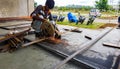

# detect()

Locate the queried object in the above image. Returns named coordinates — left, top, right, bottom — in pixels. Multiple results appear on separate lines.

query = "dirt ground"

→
left=99, top=23, right=117, bottom=29
left=99, top=16, right=118, bottom=19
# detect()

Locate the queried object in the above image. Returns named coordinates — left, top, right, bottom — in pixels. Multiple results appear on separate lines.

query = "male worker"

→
left=30, top=0, right=57, bottom=38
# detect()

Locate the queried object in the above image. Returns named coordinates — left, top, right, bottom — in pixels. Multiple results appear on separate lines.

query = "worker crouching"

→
left=30, top=0, right=61, bottom=39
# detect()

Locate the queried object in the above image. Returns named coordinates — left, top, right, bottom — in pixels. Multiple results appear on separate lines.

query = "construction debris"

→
left=85, top=35, right=92, bottom=40
left=0, top=21, right=62, bottom=52
left=54, top=28, right=113, bottom=69
left=64, top=28, right=82, bottom=33
left=0, top=28, right=30, bottom=52
left=103, top=42, right=120, bottom=49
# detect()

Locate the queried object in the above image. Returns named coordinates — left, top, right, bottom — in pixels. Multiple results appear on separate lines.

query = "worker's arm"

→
left=48, top=12, right=53, bottom=21
left=31, top=13, right=47, bottom=22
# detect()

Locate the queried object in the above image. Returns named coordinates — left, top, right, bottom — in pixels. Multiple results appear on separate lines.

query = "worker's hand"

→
left=43, top=19, right=51, bottom=24
left=40, top=21, right=48, bottom=30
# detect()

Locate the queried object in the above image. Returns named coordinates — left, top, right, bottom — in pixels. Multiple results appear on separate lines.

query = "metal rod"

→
left=53, top=27, right=113, bottom=69
left=22, top=38, right=48, bottom=47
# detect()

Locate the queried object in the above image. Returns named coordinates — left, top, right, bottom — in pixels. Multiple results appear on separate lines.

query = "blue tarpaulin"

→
left=67, top=12, right=78, bottom=23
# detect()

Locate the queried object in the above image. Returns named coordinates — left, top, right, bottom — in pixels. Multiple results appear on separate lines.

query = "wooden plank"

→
left=0, top=17, right=32, bottom=22
left=0, top=23, right=31, bottom=27
left=0, top=23, right=31, bottom=30
left=53, top=28, right=113, bottom=69
left=103, top=42, right=120, bottom=49
left=0, top=28, right=30, bottom=43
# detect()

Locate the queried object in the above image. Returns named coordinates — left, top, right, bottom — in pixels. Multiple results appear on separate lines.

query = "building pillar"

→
left=0, top=0, right=34, bottom=18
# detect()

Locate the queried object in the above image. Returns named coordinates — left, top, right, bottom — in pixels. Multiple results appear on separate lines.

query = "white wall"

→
left=0, top=0, right=34, bottom=17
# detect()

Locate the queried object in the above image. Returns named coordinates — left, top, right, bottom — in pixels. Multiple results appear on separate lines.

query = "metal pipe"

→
left=22, top=38, right=48, bottom=47
left=53, top=27, right=113, bottom=69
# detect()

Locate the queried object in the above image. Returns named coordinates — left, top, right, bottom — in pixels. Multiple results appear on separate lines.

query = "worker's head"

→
left=45, top=0, right=55, bottom=9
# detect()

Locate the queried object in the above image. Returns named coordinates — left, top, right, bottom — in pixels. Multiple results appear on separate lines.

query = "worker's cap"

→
left=45, top=0, right=55, bottom=9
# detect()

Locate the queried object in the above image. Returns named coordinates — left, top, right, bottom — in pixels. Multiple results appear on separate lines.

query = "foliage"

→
left=95, top=0, right=109, bottom=11
left=118, top=1, right=120, bottom=13
left=57, top=21, right=104, bottom=29
left=54, top=5, right=93, bottom=12
left=34, top=2, right=38, bottom=8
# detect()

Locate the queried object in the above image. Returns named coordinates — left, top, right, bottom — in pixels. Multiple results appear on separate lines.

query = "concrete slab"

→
left=0, top=25, right=81, bottom=69
left=0, top=29, right=9, bottom=36
left=0, top=28, right=31, bottom=36
left=0, top=23, right=120, bottom=69
left=0, top=21, right=31, bottom=27
left=0, top=23, right=31, bottom=30
left=24, top=25, right=120, bottom=69
left=0, top=45, right=81, bottom=69
left=25, top=25, right=111, bottom=68
left=81, top=28, right=120, bottom=68
left=0, top=21, right=31, bottom=36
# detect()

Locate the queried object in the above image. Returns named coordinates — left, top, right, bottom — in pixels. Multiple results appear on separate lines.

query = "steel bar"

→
left=22, top=38, right=48, bottom=47
left=54, top=27, right=113, bottom=69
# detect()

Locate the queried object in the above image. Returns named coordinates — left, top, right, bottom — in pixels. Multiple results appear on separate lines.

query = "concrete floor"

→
left=0, top=21, right=120, bottom=69
left=0, top=45, right=82, bottom=69
left=0, top=21, right=81, bottom=69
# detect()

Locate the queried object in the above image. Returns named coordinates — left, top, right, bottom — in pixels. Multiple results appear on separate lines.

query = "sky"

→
left=34, top=0, right=119, bottom=7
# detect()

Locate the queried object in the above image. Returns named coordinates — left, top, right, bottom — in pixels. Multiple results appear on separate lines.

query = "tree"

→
left=95, top=0, right=109, bottom=11
left=34, top=2, right=37, bottom=8
left=118, top=1, right=120, bottom=13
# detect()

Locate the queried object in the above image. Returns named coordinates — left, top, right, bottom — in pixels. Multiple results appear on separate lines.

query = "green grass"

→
left=57, top=21, right=105, bottom=29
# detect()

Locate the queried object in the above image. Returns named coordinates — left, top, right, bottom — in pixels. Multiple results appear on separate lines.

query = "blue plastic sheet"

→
left=67, top=12, right=78, bottom=23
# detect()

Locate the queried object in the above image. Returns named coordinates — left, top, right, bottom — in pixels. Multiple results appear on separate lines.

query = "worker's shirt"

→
left=31, top=5, right=52, bottom=21
left=30, top=5, right=52, bottom=32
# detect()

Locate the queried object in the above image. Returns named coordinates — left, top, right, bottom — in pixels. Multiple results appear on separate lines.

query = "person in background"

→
left=30, top=0, right=55, bottom=38
left=117, top=16, right=120, bottom=29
